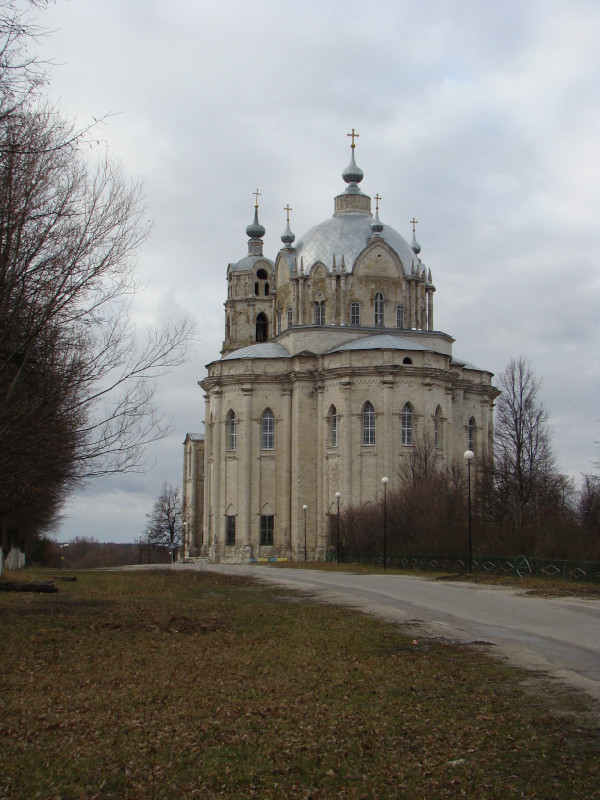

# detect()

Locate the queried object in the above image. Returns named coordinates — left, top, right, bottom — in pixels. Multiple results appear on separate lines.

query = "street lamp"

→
left=302, top=505, right=308, bottom=561
left=464, top=450, right=474, bottom=574
left=381, top=477, right=389, bottom=570
left=335, top=492, right=341, bottom=563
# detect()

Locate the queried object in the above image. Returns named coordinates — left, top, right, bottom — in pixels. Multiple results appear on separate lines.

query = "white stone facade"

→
left=182, top=147, right=499, bottom=563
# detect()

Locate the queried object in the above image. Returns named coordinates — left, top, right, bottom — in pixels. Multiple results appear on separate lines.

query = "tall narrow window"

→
left=362, top=401, right=375, bottom=446
left=260, top=515, right=274, bottom=546
left=329, top=405, right=338, bottom=448
left=374, top=292, right=384, bottom=326
left=226, top=410, right=237, bottom=451
left=315, top=301, right=325, bottom=325
left=467, top=417, right=476, bottom=452
left=226, top=516, right=236, bottom=546
left=402, top=403, right=413, bottom=446
left=396, top=305, right=404, bottom=329
left=276, top=310, right=281, bottom=335
left=261, top=408, right=274, bottom=450
left=287, top=306, right=293, bottom=328
left=350, top=302, right=360, bottom=326
left=256, top=312, right=268, bottom=342
left=265, top=282, right=270, bottom=296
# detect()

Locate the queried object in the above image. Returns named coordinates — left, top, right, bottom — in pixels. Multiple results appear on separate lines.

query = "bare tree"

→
left=493, top=357, right=558, bottom=533
left=146, top=483, right=183, bottom=563
left=0, top=9, right=194, bottom=551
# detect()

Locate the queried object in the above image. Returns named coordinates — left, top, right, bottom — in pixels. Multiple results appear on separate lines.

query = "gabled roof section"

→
left=325, top=334, right=434, bottom=355
left=221, top=342, right=290, bottom=361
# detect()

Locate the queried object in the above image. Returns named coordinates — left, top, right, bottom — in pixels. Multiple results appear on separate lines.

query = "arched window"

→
left=434, top=406, right=443, bottom=450
left=265, top=282, right=270, bottom=296
left=225, top=315, right=230, bottom=339
left=350, top=302, right=360, bottom=326
left=261, top=408, right=274, bottom=450
left=256, top=268, right=268, bottom=280
left=401, top=403, right=413, bottom=446
left=256, top=312, right=268, bottom=342
left=396, top=305, right=404, bottom=329
left=403, top=357, right=412, bottom=365
left=276, top=310, right=281, bottom=335
left=467, top=417, right=476, bottom=452
left=362, top=401, right=375, bottom=446
left=315, top=301, right=325, bottom=325
left=287, top=306, right=293, bottom=328
left=254, top=282, right=259, bottom=296
left=374, top=292, right=384, bottom=326
left=329, top=405, right=338, bottom=448
left=226, top=410, right=237, bottom=451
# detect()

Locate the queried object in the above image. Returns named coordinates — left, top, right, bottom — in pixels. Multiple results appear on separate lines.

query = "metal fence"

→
left=326, top=552, right=600, bottom=584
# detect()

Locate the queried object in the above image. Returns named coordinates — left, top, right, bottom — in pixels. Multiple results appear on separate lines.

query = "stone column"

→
left=240, top=386, right=253, bottom=561
left=208, top=389, right=222, bottom=562
left=382, top=377, right=394, bottom=480
left=202, top=393, right=211, bottom=557
left=316, top=383, right=325, bottom=557
left=280, top=386, right=293, bottom=557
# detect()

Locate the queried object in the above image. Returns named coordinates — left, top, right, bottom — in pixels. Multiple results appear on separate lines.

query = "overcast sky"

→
left=31, top=0, right=599, bottom=544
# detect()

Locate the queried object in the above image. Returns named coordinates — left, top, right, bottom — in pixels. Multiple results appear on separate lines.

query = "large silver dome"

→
left=293, top=212, right=417, bottom=277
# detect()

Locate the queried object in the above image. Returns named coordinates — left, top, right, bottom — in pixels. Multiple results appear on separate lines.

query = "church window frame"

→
left=287, top=306, right=293, bottom=328
left=315, top=300, right=325, bottom=326
left=396, top=304, right=404, bottom=329
left=261, top=408, right=275, bottom=450
left=374, top=292, right=385, bottom=326
left=402, top=402, right=413, bottom=446
left=362, top=401, right=376, bottom=446
left=350, top=302, right=360, bottom=326
left=467, top=416, right=476, bottom=452
left=329, top=405, right=338, bottom=448
left=226, top=410, right=238, bottom=451
left=226, top=515, right=236, bottom=546
left=276, top=310, right=281, bottom=335
left=255, top=312, right=268, bottom=342
left=265, top=282, right=270, bottom=296
left=260, top=514, right=274, bottom=546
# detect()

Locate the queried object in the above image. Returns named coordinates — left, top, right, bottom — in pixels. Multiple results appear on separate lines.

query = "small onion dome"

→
left=342, top=148, right=364, bottom=185
left=281, top=220, right=295, bottom=246
left=371, top=208, right=384, bottom=236
left=246, top=206, right=265, bottom=239
left=411, top=230, right=421, bottom=255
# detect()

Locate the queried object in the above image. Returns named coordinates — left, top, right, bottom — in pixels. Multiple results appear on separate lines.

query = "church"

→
left=182, top=135, right=498, bottom=563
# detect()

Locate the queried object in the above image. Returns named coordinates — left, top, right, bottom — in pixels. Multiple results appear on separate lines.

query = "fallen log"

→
left=0, top=581, right=57, bottom=593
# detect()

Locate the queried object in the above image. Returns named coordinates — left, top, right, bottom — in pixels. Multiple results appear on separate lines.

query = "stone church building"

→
left=182, top=139, right=498, bottom=562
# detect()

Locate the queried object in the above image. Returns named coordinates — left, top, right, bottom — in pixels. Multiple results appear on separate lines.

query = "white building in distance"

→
left=182, top=137, right=498, bottom=563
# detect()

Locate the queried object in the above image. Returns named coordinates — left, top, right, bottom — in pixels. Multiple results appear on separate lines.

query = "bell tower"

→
left=222, top=192, right=275, bottom=355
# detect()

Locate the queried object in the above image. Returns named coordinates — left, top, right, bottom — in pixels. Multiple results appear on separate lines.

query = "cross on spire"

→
left=347, top=128, right=359, bottom=149
left=375, top=193, right=382, bottom=212
left=253, top=188, right=261, bottom=208
left=284, top=204, right=292, bottom=223
left=410, top=217, right=418, bottom=233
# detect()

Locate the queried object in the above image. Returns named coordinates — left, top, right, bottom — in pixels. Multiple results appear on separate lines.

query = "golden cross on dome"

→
left=253, top=188, right=261, bottom=208
left=374, top=194, right=382, bottom=212
left=284, top=204, right=292, bottom=223
left=410, top=217, right=418, bottom=233
left=347, top=128, right=359, bottom=148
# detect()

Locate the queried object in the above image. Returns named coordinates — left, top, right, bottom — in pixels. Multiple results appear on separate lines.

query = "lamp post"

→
left=335, top=492, right=341, bottom=563
left=381, top=477, right=389, bottom=570
left=464, top=450, right=474, bottom=574
left=302, top=505, right=308, bottom=561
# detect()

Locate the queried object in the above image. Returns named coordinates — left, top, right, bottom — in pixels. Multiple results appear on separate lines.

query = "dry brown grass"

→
left=0, top=568, right=599, bottom=799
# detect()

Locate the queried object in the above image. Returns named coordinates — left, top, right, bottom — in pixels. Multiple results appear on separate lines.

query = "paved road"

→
left=195, top=564, right=600, bottom=702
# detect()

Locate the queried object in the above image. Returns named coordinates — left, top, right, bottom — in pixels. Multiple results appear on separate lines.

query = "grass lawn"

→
left=1, top=568, right=599, bottom=799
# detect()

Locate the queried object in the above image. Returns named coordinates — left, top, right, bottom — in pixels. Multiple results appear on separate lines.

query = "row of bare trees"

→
left=0, top=3, right=193, bottom=554
left=338, top=358, right=600, bottom=562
